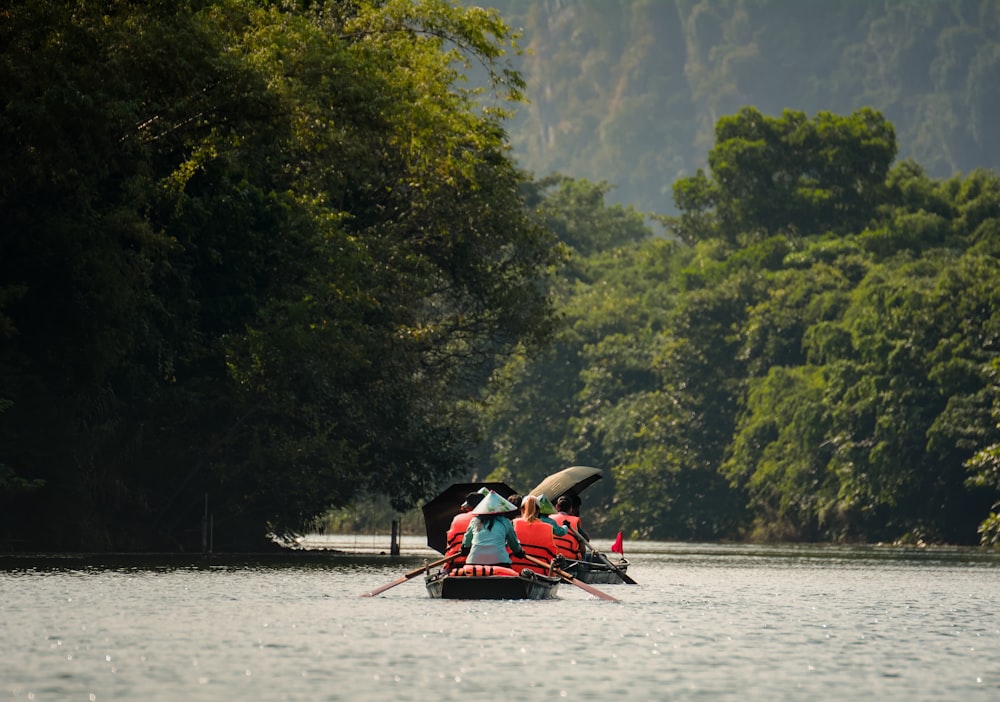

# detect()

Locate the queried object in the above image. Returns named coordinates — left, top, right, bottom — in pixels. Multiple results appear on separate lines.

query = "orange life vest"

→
left=445, top=511, right=475, bottom=558
left=510, top=518, right=558, bottom=574
left=451, top=564, right=519, bottom=577
left=551, top=513, right=583, bottom=560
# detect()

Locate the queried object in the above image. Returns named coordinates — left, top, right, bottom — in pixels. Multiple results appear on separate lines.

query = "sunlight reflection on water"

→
left=2, top=543, right=999, bottom=700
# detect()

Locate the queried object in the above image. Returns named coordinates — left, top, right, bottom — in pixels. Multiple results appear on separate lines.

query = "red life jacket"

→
left=451, top=564, right=519, bottom=577
left=551, top=513, right=583, bottom=560
left=445, top=511, right=475, bottom=557
left=510, top=518, right=558, bottom=574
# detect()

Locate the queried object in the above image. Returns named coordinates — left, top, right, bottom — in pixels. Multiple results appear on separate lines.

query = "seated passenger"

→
left=510, top=495, right=558, bottom=574
left=444, top=490, right=485, bottom=568
left=461, top=491, right=524, bottom=566
left=551, top=495, right=585, bottom=561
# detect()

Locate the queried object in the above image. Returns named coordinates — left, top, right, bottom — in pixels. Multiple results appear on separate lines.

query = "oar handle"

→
left=523, top=553, right=569, bottom=579
left=402, top=553, right=455, bottom=579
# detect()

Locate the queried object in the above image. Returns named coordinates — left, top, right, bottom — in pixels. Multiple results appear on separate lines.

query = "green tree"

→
left=668, top=107, right=897, bottom=245
left=0, top=0, right=557, bottom=550
left=723, top=365, right=836, bottom=539
left=966, top=360, right=1000, bottom=546
left=722, top=159, right=1000, bottom=543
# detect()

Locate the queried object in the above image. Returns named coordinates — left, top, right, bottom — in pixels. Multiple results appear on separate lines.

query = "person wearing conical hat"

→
left=535, top=494, right=569, bottom=537
left=444, top=491, right=486, bottom=562
left=461, top=490, right=525, bottom=566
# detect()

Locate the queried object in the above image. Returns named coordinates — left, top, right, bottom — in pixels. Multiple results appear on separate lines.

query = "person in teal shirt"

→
left=462, top=491, right=525, bottom=566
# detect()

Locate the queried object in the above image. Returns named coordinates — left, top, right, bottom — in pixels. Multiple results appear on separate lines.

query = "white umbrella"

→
left=530, top=466, right=602, bottom=503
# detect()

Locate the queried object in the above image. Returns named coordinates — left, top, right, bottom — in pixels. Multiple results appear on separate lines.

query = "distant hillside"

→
left=478, top=0, right=1000, bottom=213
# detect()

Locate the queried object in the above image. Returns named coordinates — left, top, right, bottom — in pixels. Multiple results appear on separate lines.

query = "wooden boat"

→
left=425, top=564, right=561, bottom=600
left=560, top=556, right=632, bottom=585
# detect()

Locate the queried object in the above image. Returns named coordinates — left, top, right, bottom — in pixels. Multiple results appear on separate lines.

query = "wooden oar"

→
left=568, top=526, right=638, bottom=585
left=523, top=554, right=619, bottom=602
left=360, top=554, right=458, bottom=597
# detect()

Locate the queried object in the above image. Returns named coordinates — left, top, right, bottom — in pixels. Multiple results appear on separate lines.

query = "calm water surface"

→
left=2, top=540, right=999, bottom=701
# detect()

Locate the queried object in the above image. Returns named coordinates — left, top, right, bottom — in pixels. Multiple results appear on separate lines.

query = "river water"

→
left=2, top=539, right=999, bottom=701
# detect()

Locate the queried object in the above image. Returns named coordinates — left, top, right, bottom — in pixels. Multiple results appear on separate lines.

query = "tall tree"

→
left=668, top=107, right=897, bottom=245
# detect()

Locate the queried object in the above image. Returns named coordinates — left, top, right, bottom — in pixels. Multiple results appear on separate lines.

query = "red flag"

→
left=610, top=531, right=624, bottom=554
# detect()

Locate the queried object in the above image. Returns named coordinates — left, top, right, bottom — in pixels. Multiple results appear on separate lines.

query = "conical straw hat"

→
left=471, top=490, right=517, bottom=515
left=460, top=491, right=485, bottom=510
left=535, top=494, right=557, bottom=515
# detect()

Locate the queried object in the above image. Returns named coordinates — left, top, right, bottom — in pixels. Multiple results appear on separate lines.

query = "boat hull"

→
left=425, top=568, right=561, bottom=600
left=562, top=557, right=632, bottom=584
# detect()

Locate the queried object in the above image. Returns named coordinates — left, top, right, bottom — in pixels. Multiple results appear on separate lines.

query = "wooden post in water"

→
left=390, top=519, right=400, bottom=556
left=202, top=493, right=209, bottom=555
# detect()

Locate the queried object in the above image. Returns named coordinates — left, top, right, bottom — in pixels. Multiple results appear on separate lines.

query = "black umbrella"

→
left=421, top=482, right=517, bottom=554
left=530, top=466, right=603, bottom=504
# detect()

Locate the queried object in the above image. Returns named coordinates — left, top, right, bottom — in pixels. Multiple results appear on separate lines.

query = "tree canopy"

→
left=1, top=0, right=560, bottom=550
left=670, top=107, right=897, bottom=245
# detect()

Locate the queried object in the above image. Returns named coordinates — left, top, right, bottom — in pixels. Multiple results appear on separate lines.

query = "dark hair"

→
left=555, top=495, right=573, bottom=512
left=503, top=494, right=522, bottom=518
left=477, top=514, right=500, bottom=530
left=461, top=492, right=484, bottom=510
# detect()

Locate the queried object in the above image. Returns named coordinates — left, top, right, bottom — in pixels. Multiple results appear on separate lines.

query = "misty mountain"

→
left=480, top=0, right=1000, bottom=213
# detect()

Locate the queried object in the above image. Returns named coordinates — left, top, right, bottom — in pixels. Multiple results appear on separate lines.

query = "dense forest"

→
left=1, top=0, right=559, bottom=550
left=482, top=0, right=1000, bottom=214
left=3, top=1, right=1000, bottom=551
left=479, top=110, right=1000, bottom=547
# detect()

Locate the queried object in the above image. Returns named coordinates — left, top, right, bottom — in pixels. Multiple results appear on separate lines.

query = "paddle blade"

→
left=569, top=577, right=619, bottom=602
left=360, top=576, right=408, bottom=598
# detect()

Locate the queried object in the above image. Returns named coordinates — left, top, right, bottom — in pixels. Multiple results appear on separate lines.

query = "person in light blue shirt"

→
left=461, top=491, right=525, bottom=566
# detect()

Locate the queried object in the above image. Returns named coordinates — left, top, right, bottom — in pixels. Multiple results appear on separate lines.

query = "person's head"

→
left=472, top=490, right=517, bottom=516
left=520, top=495, right=540, bottom=522
left=471, top=490, right=518, bottom=530
left=565, top=490, right=582, bottom=516
left=460, top=491, right=484, bottom=512
left=504, top=493, right=522, bottom=519
left=555, top=495, right=573, bottom=514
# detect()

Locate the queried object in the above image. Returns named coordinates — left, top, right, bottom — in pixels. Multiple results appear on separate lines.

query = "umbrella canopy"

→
left=530, top=466, right=603, bottom=505
left=422, top=482, right=516, bottom=554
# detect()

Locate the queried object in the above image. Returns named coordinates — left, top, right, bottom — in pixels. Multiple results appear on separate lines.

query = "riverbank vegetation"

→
left=479, top=110, right=1000, bottom=547
left=2, top=1, right=999, bottom=550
